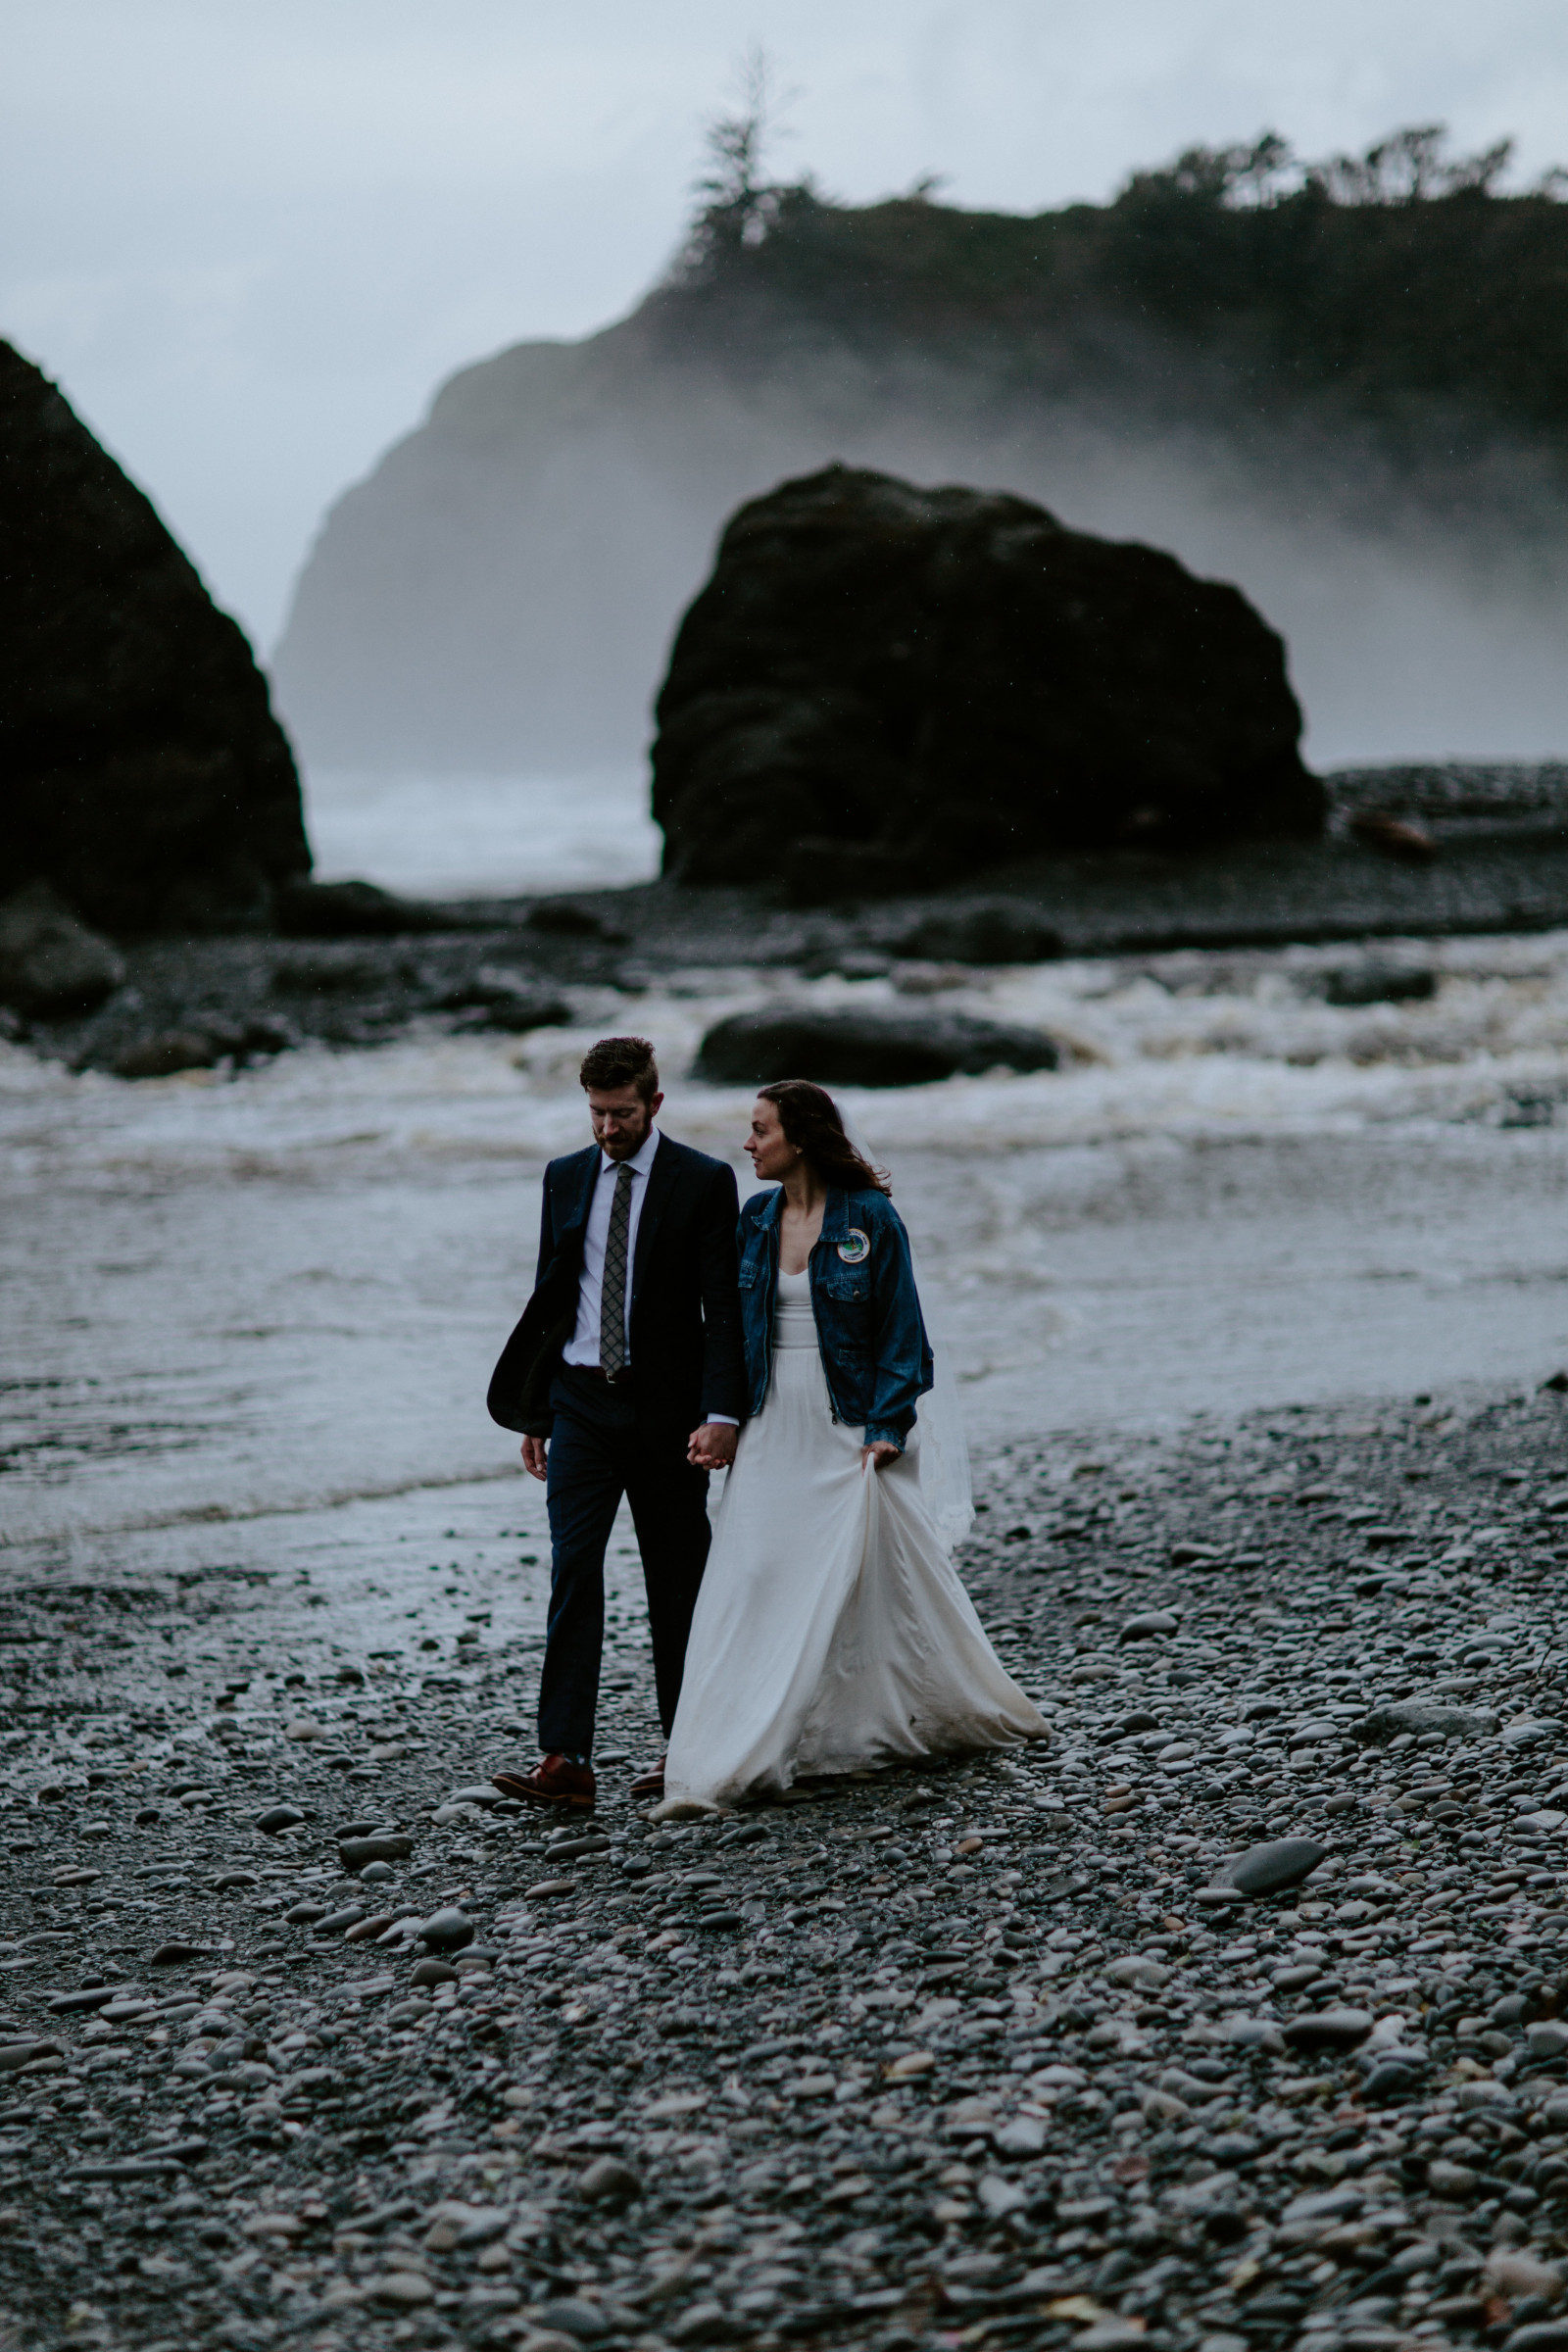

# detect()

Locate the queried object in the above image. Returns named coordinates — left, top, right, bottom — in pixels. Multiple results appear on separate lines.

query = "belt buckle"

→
left=604, top=1365, right=630, bottom=1388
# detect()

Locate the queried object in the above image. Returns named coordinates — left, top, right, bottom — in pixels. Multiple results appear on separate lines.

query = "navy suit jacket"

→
left=486, top=1132, right=744, bottom=1439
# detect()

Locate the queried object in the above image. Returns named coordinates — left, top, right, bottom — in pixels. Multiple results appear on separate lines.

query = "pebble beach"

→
left=4, top=1383, right=1568, bottom=2352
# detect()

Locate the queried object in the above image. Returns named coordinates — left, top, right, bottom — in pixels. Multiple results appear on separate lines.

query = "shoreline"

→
left=17, top=818, right=1568, bottom=1080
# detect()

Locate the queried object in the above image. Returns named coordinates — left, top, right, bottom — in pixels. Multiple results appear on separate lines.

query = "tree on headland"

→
left=686, top=42, right=791, bottom=264
left=664, top=114, right=1568, bottom=464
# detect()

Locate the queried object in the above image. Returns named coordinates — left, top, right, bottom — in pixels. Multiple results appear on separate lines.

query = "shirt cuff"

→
left=705, top=1414, right=740, bottom=1426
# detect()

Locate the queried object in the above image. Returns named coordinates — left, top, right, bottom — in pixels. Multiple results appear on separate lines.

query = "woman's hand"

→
left=861, top=1442, right=900, bottom=1472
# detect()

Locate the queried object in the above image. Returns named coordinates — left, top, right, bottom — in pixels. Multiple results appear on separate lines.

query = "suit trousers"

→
left=539, top=1367, right=713, bottom=1757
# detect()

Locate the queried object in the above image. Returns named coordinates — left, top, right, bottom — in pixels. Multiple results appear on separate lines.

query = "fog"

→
left=274, top=320, right=1568, bottom=788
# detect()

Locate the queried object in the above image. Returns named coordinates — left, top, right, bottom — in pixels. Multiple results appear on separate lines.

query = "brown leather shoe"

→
left=491, top=1753, right=596, bottom=1808
left=629, top=1754, right=666, bottom=1798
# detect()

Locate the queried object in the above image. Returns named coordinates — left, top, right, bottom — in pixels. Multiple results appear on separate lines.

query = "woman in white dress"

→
left=657, top=1081, right=1047, bottom=1815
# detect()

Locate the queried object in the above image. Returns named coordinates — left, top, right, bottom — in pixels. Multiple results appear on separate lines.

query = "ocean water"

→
left=302, top=765, right=660, bottom=897
left=6, top=929, right=1568, bottom=1577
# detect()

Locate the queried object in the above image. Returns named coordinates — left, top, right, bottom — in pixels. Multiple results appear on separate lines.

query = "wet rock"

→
left=1487, top=2250, right=1564, bottom=2303
left=338, top=1835, right=414, bottom=1872
left=1220, top=1838, right=1326, bottom=1896
left=1120, top=1609, right=1180, bottom=1641
left=416, top=1907, right=476, bottom=1953
left=1348, top=810, right=1438, bottom=863
left=0, top=2040, right=61, bottom=2073
left=695, top=1005, right=1060, bottom=1088
left=114, top=1028, right=224, bottom=1079
left=363, top=2273, right=435, bottom=2308
left=1319, top=960, right=1438, bottom=1006
left=310, top=1906, right=365, bottom=1936
left=894, top=903, right=1063, bottom=964
left=535, top=2296, right=612, bottom=2339
left=273, top=877, right=433, bottom=938
left=1351, top=1696, right=1499, bottom=1745
left=254, top=1805, right=307, bottom=1834
left=577, top=2156, right=642, bottom=2203
left=410, top=1958, right=460, bottom=1987
left=1283, top=2008, right=1373, bottom=2051
left=0, top=883, right=124, bottom=1017
left=149, top=1941, right=211, bottom=1966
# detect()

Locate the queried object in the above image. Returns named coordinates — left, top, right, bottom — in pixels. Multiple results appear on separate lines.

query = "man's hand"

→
left=520, top=1435, right=548, bottom=1482
left=861, top=1441, right=901, bottom=1472
left=688, top=1422, right=739, bottom=1470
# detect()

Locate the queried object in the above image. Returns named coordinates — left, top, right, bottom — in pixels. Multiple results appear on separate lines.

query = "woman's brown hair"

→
left=758, top=1081, right=892, bottom=1195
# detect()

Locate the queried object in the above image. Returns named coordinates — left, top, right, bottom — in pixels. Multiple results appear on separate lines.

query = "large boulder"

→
left=0, top=883, right=124, bottom=1017
left=0, top=341, right=311, bottom=932
left=653, top=466, right=1322, bottom=895
left=695, top=1006, right=1060, bottom=1089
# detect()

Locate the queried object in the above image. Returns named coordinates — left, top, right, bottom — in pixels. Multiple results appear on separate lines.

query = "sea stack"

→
left=0, top=340, right=311, bottom=934
left=652, top=464, right=1323, bottom=897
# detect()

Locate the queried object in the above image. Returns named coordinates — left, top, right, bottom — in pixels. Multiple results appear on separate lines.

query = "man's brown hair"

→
left=578, top=1035, right=660, bottom=1102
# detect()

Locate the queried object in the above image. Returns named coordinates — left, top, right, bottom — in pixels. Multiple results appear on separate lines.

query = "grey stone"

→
left=577, top=2155, right=642, bottom=2202
left=1282, top=2008, right=1373, bottom=2051
left=1219, top=1837, right=1326, bottom=1895
left=1120, top=1610, right=1180, bottom=1641
left=416, top=1906, right=476, bottom=1952
left=339, top=1835, right=414, bottom=1872
left=535, top=2298, right=612, bottom=2340
left=1281, top=2185, right=1365, bottom=2225
left=695, top=1005, right=1060, bottom=1089
left=1350, top=1697, right=1499, bottom=1746
left=254, top=1805, right=307, bottom=1834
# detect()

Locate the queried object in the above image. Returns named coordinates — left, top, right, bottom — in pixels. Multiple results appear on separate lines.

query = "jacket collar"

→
left=821, top=1188, right=853, bottom=1244
left=751, top=1186, right=853, bottom=1242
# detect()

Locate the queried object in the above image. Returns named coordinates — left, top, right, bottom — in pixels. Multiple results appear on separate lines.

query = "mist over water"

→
left=274, top=328, right=1568, bottom=787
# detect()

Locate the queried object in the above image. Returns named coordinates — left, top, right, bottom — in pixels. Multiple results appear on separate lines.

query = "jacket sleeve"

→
left=863, top=1203, right=935, bottom=1450
left=696, top=1159, right=746, bottom=1424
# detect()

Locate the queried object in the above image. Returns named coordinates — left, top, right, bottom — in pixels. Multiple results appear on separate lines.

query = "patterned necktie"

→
left=599, top=1161, right=634, bottom=1373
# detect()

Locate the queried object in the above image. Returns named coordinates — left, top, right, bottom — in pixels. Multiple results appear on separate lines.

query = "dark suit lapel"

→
left=555, top=1145, right=601, bottom=1263
left=630, top=1132, right=681, bottom=1303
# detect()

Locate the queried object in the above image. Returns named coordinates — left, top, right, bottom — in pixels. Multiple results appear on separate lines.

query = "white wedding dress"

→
left=657, top=1267, right=1047, bottom=1815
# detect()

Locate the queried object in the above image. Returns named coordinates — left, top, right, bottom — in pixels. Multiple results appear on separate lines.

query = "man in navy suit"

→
left=487, top=1036, right=743, bottom=1806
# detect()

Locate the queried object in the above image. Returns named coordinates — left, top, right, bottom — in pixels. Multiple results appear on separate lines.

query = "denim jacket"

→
left=737, top=1185, right=934, bottom=1449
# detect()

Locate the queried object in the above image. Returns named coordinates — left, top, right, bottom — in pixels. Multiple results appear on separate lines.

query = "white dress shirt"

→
left=563, top=1126, right=662, bottom=1367
left=559, top=1126, right=737, bottom=1422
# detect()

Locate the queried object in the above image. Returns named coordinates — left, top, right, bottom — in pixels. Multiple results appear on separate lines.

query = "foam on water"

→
left=7, top=927, right=1568, bottom=1174
left=6, top=929, right=1568, bottom=1550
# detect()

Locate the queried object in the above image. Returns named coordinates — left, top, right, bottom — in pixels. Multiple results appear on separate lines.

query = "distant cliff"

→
left=273, top=131, right=1568, bottom=778
left=0, top=341, right=310, bottom=932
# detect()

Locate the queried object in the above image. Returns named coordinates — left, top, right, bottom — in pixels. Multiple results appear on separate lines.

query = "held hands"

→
left=861, top=1442, right=900, bottom=1472
left=688, top=1422, right=739, bottom=1471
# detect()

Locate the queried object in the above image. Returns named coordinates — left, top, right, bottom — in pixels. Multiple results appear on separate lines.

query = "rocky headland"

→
left=271, top=131, right=1568, bottom=781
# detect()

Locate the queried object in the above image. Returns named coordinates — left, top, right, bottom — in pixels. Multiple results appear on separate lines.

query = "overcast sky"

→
left=7, top=0, right=1568, bottom=649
